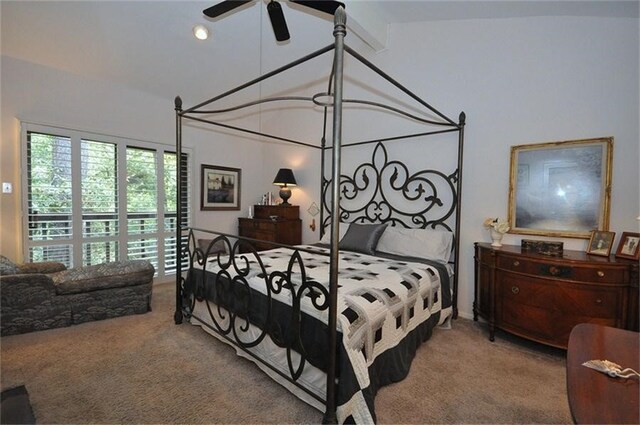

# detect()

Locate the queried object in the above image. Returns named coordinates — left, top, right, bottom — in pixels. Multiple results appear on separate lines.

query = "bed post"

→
left=174, top=96, right=184, bottom=325
left=319, top=136, right=326, bottom=240
left=453, top=111, right=466, bottom=319
left=323, top=6, right=346, bottom=425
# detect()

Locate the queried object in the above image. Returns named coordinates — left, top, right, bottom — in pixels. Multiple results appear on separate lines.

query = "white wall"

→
left=257, top=15, right=640, bottom=320
left=2, top=15, right=638, bottom=320
left=379, top=16, right=639, bottom=320
left=0, top=56, right=266, bottom=262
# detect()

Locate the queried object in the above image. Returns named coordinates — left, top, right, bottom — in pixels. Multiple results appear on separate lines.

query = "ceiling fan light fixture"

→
left=202, top=0, right=344, bottom=42
left=193, top=24, right=209, bottom=40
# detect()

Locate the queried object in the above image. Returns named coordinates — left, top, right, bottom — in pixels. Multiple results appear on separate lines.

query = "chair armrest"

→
left=17, top=261, right=67, bottom=274
left=0, top=273, right=57, bottom=307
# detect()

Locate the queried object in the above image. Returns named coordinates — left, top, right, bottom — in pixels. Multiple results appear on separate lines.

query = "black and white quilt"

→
left=193, top=245, right=452, bottom=423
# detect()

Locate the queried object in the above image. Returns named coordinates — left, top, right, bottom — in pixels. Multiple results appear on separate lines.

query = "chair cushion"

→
left=52, top=260, right=155, bottom=295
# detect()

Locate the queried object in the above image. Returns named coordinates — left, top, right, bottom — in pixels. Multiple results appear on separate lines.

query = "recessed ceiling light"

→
left=193, top=24, right=209, bottom=40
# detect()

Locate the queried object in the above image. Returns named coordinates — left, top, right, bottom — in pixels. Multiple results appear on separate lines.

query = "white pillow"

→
left=376, top=227, right=453, bottom=263
left=319, top=223, right=350, bottom=245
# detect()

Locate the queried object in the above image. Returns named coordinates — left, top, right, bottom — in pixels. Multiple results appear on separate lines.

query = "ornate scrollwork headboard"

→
left=321, top=142, right=458, bottom=235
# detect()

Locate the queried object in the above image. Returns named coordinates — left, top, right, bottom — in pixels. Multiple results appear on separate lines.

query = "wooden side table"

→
left=566, top=323, right=639, bottom=424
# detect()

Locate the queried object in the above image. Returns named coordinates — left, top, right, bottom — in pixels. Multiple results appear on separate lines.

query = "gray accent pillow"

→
left=340, top=223, right=387, bottom=255
left=0, top=255, right=18, bottom=276
left=197, top=239, right=227, bottom=255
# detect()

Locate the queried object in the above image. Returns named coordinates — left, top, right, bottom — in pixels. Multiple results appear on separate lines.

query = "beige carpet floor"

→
left=1, top=281, right=572, bottom=424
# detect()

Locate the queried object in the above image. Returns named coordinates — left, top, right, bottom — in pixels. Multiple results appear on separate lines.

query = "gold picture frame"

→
left=508, top=137, right=613, bottom=239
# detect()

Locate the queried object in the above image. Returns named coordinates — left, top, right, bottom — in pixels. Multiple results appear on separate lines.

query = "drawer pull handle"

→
left=597, top=271, right=605, bottom=277
left=595, top=299, right=603, bottom=304
left=513, top=260, right=520, bottom=267
left=511, top=286, right=520, bottom=295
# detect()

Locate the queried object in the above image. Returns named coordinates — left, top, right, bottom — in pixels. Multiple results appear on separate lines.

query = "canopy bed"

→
left=174, top=8, right=465, bottom=423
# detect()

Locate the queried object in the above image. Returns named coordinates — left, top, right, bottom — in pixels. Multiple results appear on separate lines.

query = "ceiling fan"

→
left=203, top=0, right=345, bottom=42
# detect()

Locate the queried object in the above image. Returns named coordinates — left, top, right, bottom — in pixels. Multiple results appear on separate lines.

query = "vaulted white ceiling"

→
left=2, top=1, right=637, bottom=104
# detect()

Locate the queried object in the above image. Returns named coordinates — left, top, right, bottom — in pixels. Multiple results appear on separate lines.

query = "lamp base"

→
left=279, top=187, right=292, bottom=206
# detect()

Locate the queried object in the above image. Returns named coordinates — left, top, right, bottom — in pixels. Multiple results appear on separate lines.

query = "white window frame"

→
left=21, top=122, right=192, bottom=280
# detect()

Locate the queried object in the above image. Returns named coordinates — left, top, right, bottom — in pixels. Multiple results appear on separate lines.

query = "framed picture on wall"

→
left=615, top=232, right=640, bottom=260
left=586, top=230, right=616, bottom=257
left=508, top=137, right=613, bottom=239
left=201, top=164, right=241, bottom=211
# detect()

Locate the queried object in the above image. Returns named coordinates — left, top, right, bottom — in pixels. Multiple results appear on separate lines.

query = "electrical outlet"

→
left=2, top=182, right=12, bottom=194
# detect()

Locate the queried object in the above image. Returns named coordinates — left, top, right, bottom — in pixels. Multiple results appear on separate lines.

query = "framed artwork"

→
left=508, top=137, right=613, bottom=239
left=615, top=232, right=640, bottom=260
left=586, top=230, right=616, bottom=257
left=200, top=164, right=241, bottom=211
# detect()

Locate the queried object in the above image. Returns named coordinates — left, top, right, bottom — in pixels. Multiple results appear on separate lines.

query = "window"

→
left=23, top=123, right=190, bottom=279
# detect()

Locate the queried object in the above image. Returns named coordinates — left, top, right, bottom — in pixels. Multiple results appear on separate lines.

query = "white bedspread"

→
left=189, top=245, right=452, bottom=423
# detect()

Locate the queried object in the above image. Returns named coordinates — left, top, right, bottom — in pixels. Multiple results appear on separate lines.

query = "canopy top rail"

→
left=177, top=38, right=463, bottom=151
left=181, top=43, right=336, bottom=115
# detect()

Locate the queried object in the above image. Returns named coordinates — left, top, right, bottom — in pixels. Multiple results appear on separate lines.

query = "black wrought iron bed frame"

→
left=174, top=8, right=465, bottom=423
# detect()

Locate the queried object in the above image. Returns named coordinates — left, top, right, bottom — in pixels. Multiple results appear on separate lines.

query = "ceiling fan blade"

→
left=289, top=0, right=345, bottom=15
left=203, top=0, right=252, bottom=18
left=267, top=1, right=290, bottom=41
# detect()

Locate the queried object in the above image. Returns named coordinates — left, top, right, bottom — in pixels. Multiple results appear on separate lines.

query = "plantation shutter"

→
left=26, top=132, right=74, bottom=266
left=81, top=139, right=119, bottom=266
left=126, top=147, right=159, bottom=270
left=163, top=152, right=190, bottom=275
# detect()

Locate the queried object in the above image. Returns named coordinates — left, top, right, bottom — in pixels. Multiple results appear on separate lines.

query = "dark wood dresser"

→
left=474, top=242, right=639, bottom=349
left=238, top=205, right=301, bottom=252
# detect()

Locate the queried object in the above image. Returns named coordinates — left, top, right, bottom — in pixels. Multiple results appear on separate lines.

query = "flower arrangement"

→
left=483, top=217, right=510, bottom=234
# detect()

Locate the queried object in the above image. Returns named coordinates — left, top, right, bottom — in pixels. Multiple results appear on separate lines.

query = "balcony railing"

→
left=28, top=212, right=186, bottom=268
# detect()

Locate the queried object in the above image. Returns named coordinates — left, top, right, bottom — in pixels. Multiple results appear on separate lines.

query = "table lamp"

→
left=273, top=168, right=297, bottom=206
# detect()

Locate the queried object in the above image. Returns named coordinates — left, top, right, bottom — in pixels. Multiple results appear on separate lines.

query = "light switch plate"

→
left=2, top=182, right=12, bottom=193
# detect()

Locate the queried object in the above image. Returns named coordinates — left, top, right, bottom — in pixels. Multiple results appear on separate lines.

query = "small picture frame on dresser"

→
left=615, top=232, right=640, bottom=260
left=586, top=230, right=616, bottom=257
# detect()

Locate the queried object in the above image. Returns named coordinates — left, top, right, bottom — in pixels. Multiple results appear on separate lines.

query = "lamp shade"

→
left=273, top=168, right=297, bottom=187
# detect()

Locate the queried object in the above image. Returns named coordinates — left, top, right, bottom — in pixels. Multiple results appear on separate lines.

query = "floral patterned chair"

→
left=0, top=256, right=154, bottom=336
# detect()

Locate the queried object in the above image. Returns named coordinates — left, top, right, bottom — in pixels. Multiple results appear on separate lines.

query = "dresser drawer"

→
left=500, top=272, right=619, bottom=317
left=497, top=255, right=626, bottom=284
left=238, top=228, right=276, bottom=241
left=239, top=219, right=277, bottom=232
left=567, top=266, right=626, bottom=284
left=552, top=285, right=620, bottom=319
left=238, top=215, right=301, bottom=253
left=500, top=301, right=556, bottom=343
left=501, top=300, right=617, bottom=348
left=499, top=273, right=556, bottom=311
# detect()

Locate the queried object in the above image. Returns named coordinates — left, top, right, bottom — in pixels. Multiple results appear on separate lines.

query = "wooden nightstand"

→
left=474, top=242, right=639, bottom=349
left=238, top=205, right=301, bottom=252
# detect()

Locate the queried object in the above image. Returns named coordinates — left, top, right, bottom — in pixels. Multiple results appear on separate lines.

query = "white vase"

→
left=490, top=229, right=504, bottom=247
